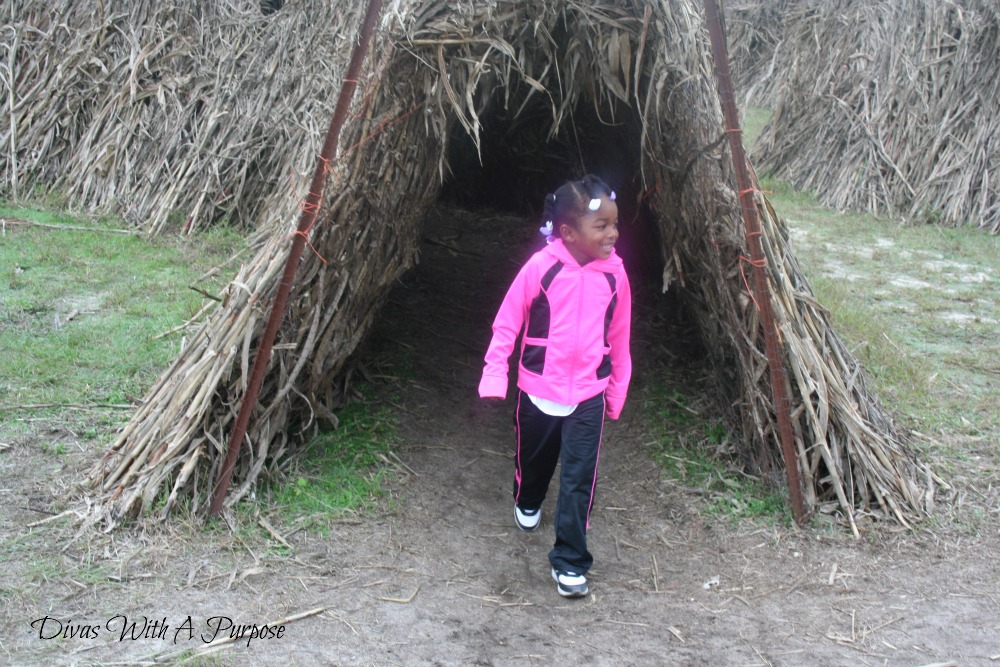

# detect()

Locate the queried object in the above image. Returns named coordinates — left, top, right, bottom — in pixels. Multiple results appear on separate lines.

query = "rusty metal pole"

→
left=208, top=0, right=384, bottom=516
left=702, top=0, right=808, bottom=525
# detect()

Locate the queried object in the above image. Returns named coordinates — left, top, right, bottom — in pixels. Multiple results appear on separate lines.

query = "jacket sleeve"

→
left=604, top=268, right=632, bottom=419
left=478, top=263, right=534, bottom=399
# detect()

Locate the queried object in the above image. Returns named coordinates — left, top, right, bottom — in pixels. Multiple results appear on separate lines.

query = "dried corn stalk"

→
left=753, top=0, right=1000, bottom=233
left=723, top=0, right=795, bottom=107
left=0, top=0, right=362, bottom=233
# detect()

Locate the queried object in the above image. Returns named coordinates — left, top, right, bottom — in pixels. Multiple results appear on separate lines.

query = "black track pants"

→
left=513, top=390, right=605, bottom=574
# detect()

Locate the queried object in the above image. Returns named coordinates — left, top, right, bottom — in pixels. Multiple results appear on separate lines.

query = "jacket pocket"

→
left=521, top=344, right=546, bottom=374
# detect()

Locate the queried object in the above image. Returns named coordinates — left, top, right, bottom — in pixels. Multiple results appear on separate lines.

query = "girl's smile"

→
left=561, top=197, right=619, bottom=264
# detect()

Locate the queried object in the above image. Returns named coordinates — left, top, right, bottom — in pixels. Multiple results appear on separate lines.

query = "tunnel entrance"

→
left=438, top=93, right=665, bottom=290
left=358, top=90, right=711, bottom=429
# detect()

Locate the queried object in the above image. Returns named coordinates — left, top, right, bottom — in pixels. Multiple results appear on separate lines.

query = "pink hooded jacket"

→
left=478, top=238, right=632, bottom=419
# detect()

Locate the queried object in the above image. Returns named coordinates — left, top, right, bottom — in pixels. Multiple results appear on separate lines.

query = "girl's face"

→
left=561, top=196, right=619, bottom=264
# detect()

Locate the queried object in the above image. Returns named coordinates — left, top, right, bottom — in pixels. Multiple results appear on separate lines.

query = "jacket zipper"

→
left=569, top=269, right=585, bottom=404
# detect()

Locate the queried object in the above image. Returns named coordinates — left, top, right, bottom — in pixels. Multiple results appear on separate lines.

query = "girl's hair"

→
left=539, top=174, right=615, bottom=243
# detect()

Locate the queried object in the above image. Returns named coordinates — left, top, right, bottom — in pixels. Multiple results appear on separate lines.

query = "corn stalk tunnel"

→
left=0, top=0, right=930, bottom=531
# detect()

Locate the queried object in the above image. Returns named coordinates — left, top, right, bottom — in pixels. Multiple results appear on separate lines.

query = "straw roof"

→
left=2, top=0, right=932, bottom=531
left=751, top=0, right=1000, bottom=232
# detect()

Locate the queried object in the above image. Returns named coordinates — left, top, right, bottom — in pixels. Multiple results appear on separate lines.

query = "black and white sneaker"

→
left=514, top=505, right=541, bottom=532
left=551, top=568, right=589, bottom=598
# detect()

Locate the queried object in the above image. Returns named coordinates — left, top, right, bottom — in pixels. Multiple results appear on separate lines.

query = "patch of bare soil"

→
left=2, top=205, right=999, bottom=666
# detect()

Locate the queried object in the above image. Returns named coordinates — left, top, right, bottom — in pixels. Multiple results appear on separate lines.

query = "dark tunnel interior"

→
left=432, top=90, right=708, bottom=369
left=438, top=94, right=666, bottom=291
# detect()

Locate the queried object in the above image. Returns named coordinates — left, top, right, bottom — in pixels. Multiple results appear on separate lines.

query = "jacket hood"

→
left=543, top=238, right=623, bottom=270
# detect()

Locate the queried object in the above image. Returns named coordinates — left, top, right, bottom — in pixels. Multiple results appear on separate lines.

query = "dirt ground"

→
left=2, top=205, right=999, bottom=666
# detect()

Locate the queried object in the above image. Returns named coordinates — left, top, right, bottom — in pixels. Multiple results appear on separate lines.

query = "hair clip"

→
left=539, top=220, right=555, bottom=244
left=588, top=198, right=601, bottom=211
left=610, top=190, right=616, bottom=201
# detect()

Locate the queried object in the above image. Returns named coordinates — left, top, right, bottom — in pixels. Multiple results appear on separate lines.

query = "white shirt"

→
left=528, top=394, right=578, bottom=416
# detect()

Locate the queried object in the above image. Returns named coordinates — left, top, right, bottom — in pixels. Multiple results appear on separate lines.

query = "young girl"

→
left=478, top=174, right=632, bottom=598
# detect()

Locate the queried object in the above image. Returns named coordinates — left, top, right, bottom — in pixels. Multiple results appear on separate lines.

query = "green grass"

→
left=2, top=199, right=409, bottom=530
left=266, top=399, right=399, bottom=531
left=642, top=383, right=789, bottom=525
left=755, top=177, right=999, bottom=439
left=741, top=106, right=771, bottom=151
left=0, top=202, right=243, bottom=422
left=743, top=106, right=999, bottom=446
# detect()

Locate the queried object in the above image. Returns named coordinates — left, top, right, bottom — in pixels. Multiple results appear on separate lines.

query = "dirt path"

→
left=3, top=206, right=999, bottom=666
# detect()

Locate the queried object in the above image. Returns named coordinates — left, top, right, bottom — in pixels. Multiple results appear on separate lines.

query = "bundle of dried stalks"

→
left=754, top=0, right=1000, bottom=233
left=723, top=0, right=795, bottom=107
left=60, top=0, right=928, bottom=531
left=0, top=1, right=367, bottom=233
